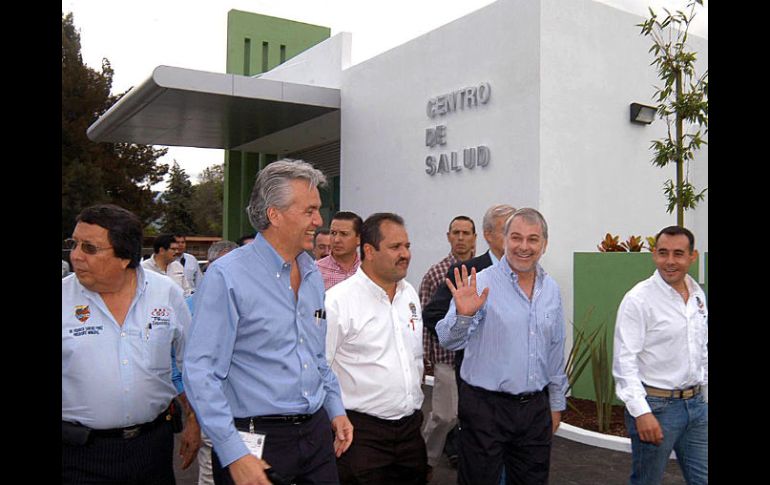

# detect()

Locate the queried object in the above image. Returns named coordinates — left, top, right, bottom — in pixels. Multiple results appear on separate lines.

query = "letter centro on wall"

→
left=424, top=82, right=491, bottom=176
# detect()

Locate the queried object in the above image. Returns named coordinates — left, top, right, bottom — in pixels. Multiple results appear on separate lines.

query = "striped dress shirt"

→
left=436, top=258, right=568, bottom=411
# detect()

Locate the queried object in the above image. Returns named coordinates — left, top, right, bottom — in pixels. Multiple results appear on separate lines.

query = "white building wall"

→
left=258, top=32, right=352, bottom=89
left=538, top=0, right=708, bottom=324
left=312, top=0, right=707, bottom=313
left=341, top=0, right=543, bottom=289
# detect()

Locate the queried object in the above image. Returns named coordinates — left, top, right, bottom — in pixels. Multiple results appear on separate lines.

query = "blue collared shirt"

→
left=436, top=258, right=568, bottom=411
left=62, top=266, right=189, bottom=429
left=183, top=233, right=346, bottom=467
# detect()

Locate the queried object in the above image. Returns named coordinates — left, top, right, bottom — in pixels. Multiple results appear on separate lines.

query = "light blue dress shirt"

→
left=436, top=258, right=568, bottom=411
left=62, top=266, right=189, bottom=429
left=183, top=233, right=346, bottom=467
left=169, top=295, right=196, bottom=395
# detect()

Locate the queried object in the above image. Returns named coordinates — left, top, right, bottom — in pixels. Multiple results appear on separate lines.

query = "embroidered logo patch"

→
left=75, top=305, right=90, bottom=324
left=409, top=302, right=419, bottom=330
left=150, top=307, right=172, bottom=326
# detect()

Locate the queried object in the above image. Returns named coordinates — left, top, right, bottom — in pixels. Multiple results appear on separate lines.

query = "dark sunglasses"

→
left=64, top=238, right=113, bottom=255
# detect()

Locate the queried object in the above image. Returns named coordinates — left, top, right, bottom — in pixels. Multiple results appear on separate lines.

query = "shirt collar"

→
left=652, top=269, right=696, bottom=297
left=77, top=265, right=147, bottom=301
left=488, top=250, right=500, bottom=265
left=329, top=252, right=360, bottom=270
left=253, top=232, right=318, bottom=278
left=355, top=266, right=406, bottom=300
left=497, top=256, right=545, bottom=285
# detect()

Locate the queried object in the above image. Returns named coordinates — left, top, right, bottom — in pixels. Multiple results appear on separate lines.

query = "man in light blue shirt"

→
left=183, top=160, right=353, bottom=485
left=437, top=208, right=567, bottom=485
left=62, top=204, right=199, bottom=484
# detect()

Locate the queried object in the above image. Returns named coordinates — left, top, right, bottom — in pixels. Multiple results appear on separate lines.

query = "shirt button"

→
left=303, top=363, right=308, bottom=369
left=300, top=338, right=304, bottom=344
left=120, top=332, right=126, bottom=337
left=303, top=391, right=308, bottom=396
left=122, top=359, right=128, bottom=365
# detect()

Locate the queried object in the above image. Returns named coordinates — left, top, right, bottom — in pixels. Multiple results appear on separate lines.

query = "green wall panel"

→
left=222, top=10, right=330, bottom=240
left=571, top=252, right=700, bottom=403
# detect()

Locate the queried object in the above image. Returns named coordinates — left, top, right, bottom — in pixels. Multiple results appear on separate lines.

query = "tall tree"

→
left=62, top=12, right=168, bottom=240
left=161, top=162, right=196, bottom=234
left=190, top=164, right=225, bottom=236
left=639, top=1, right=708, bottom=226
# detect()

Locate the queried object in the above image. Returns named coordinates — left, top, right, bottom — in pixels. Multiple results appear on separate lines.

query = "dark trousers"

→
left=212, top=409, right=338, bottom=485
left=337, top=409, right=428, bottom=485
left=62, top=420, right=175, bottom=485
left=457, top=380, right=553, bottom=485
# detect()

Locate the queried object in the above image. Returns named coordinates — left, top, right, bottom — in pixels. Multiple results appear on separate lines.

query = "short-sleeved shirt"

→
left=62, top=266, right=190, bottom=429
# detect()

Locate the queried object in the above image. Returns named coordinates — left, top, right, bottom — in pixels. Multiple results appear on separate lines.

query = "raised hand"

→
left=445, top=265, right=489, bottom=317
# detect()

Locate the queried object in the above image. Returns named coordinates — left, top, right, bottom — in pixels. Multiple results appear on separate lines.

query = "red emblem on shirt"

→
left=75, top=305, right=90, bottom=324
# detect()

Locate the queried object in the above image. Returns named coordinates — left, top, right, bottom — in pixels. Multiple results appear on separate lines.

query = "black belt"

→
left=346, top=409, right=421, bottom=426
left=465, top=380, right=547, bottom=403
left=234, top=413, right=314, bottom=430
left=64, top=406, right=171, bottom=442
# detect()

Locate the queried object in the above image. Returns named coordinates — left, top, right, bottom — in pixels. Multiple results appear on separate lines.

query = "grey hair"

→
left=207, top=240, right=238, bottom=262
left=246, top=159, right=327, bottom=232
left=504, top=207, right=549, bottom=240
left=482, top=204, right=517, bottom=234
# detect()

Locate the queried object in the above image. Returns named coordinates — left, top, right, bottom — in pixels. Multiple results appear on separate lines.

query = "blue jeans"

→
left=625, top=394, right=708, bottom=485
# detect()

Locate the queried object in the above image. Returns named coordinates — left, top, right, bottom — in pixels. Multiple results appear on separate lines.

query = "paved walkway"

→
left=174, top=385, right=687, bottom=485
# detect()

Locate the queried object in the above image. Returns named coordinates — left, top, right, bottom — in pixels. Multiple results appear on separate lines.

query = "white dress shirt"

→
left=612, top=270, right=708, bottom=418
left=178, top=252, right=203, bottom=290
left=325, top=268, right=424, bottom=420
left=142, top=255, right=193, bottom=297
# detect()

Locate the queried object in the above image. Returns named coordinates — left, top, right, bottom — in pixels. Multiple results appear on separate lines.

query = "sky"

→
left=62, top=0, right=707, bottom=189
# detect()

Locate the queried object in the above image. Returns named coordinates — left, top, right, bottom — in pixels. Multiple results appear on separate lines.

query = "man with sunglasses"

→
left=62, top=204, right=200, bottom=485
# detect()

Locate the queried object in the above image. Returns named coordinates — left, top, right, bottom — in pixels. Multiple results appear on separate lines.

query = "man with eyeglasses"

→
left=62, top=204, right=200, bottom=485
left=142, top=234, right=193, bottom=297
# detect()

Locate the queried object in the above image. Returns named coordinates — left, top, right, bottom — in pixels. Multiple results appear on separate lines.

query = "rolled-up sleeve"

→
left=436, top=298, right=482, bottom=351
left=547, top=297, right=567, bottom=411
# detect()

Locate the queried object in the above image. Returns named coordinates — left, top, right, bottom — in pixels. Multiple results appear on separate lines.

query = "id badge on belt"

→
left=238, top=430, right=266, bottom=459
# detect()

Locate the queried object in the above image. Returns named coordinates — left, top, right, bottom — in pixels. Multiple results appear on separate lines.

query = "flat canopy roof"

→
left=87, top=66, right=340, bottom=152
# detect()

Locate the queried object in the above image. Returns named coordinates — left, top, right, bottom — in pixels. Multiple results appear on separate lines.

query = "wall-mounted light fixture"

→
left=629, top=102, right=656, bottom=124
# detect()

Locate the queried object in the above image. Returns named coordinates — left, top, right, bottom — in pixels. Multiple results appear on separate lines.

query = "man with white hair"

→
left=184, top=160, right=353, bottom=485
left=437, top=208, right=567, bottom=485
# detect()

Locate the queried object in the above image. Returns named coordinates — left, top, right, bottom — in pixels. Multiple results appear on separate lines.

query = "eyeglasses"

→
left=64, top=238, right=113, bottom=255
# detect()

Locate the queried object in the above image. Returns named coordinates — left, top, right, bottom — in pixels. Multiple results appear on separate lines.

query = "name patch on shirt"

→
left=68, top=324, right=104, bottom=337
left=150, top=307, right=172, bottom=327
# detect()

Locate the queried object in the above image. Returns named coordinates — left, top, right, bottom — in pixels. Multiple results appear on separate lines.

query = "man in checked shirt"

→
left=419, top=215, right=476, bottom=475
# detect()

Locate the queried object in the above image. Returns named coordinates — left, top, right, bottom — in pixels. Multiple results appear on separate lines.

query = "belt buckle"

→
left=122, top=426, right=141, bottom=439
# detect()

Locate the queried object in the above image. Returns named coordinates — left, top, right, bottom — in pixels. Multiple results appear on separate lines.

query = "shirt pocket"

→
left=537, top=311, right=555, bottom=343
left=146, top=325, right=173, bottom=371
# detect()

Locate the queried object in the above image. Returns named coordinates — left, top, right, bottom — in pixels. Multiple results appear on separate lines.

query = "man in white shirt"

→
left=612, top=225, right=708, bottom=485
left=325, top=213, right=427, bottom=485
left=173, top=234, right=203, bottom=291
left=142, top=234, right=192, bottom=297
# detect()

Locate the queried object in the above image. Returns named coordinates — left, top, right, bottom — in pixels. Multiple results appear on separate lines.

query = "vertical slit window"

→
left=243, top=38, right=251, bottom=75
left=280, top=44, right=286, bottom=64
left=262, top=41, right=269, bottom=72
